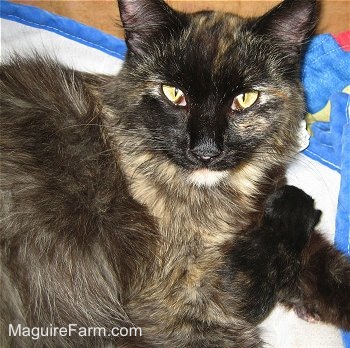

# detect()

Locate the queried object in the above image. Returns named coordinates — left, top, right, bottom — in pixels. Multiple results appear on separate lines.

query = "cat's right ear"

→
left=252, top=0, right=319, bottom=55
left=117, top=0, right=184, bottom=56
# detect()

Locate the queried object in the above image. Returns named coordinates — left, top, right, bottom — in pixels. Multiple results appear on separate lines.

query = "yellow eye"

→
left=232, top=91, right=259, bottom=110
left=162, top=85, right=187, bottom=106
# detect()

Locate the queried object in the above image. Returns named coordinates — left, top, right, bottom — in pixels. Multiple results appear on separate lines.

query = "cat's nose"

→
left=190, top=144, right=222, bottom=162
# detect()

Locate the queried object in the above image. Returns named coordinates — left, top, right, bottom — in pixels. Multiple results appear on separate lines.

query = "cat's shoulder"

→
left=0, top=55, right=114, bottom=199
left=1, top=55, right=100, bottom=121
left=0, top=55, right=108, bottom=156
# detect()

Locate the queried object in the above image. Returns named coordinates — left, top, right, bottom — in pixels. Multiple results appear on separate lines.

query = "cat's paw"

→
left=264, top=185, right=321, bottom=250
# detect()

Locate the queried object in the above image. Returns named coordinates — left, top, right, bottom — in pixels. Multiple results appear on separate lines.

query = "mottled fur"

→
left=1, top=0, right=350, bottom=347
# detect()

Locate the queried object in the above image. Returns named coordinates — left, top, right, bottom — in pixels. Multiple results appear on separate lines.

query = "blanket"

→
left=1, top=1, right=349, bottom=347
left=302, top=31, right=350, bottom=347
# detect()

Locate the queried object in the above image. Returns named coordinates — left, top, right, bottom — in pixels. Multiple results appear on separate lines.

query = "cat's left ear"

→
left=117, top=0, right=185, bottom=56
left=253, top=0, right=319, bottom=53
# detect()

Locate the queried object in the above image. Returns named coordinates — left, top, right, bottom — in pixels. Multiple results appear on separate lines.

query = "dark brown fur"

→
left=1, top=0, right=349, bottom=347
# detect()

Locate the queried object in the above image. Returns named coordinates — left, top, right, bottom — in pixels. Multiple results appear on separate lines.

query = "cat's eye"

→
left=162, top=85, right=187, bottom=106
left=232, top=91, right=259, bottom=111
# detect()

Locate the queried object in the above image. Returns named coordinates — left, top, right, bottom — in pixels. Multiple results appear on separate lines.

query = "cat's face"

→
left=113, top=0, right=317, bottom=187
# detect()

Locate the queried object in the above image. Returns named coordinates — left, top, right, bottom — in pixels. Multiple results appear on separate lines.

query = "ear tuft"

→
left=118, top=0, right=184, bottom=56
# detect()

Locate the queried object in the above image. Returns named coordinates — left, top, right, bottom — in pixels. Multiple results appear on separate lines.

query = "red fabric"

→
left=333, top=31, right=350, bottom=52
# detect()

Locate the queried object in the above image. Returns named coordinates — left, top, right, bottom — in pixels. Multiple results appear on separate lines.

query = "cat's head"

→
left=111, top=0, right=317, bottom=188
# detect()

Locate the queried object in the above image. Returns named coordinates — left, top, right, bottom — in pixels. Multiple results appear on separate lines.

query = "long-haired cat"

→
left=1, top=0, right=349, bottom=347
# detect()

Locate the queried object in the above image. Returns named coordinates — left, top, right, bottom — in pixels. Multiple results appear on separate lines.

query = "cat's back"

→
left=0, top=57, right=119, bottom=237
left=0, top=58, right=158, bottom=347
left=1, top=57, right=96, bottom=124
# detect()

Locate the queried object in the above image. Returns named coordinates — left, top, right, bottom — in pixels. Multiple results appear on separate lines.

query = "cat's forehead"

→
left=186, top=11, right=246, bottom=55
left=160, top=12, right=261, bottom=92
left=190, top=11, right=243, bottom=34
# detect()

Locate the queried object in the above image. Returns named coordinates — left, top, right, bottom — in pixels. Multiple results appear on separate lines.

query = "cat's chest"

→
left=127, top=171, right=258, bottom=244
left=150, top=190, right=249, bottom=247
left=159, top=212, right=239, bottom=258
left=134, top=205, right=253, bottom=326
left=127, top=180, right=266, bottom=326
left=151, top=191, right=253, bottom=286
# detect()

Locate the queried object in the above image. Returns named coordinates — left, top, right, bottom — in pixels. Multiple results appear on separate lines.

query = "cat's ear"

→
left=117, top=0, right=184, bottom=56
left=253, top=0, right=318, bottom=51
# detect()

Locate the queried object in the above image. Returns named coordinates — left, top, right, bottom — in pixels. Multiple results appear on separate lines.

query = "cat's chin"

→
left=187, top=169, right=229, bottom=187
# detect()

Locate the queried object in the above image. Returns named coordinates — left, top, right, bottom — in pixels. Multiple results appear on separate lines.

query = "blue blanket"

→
left=302, top=33, right=350, bottom=347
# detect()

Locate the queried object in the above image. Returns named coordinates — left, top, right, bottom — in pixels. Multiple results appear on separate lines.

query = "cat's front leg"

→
left=221, top=186, right=320, bottom=325
left=266, top=186, right=350, bottom=330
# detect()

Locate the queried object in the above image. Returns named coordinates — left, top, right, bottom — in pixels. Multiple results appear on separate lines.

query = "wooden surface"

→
left=12, top=1, right=350, bottom=37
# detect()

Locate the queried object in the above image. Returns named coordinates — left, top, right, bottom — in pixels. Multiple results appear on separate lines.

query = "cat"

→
left=1, top=0, right=350, bottom=347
